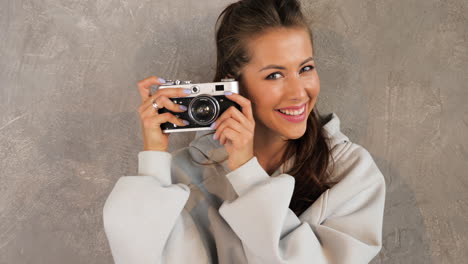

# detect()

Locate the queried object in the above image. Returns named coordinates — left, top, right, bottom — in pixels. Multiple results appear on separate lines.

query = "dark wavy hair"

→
left=197, top=0, right=337, bottom=216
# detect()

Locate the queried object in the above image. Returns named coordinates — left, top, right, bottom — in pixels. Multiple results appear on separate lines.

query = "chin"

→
left=280, top=124, right=307, bottom=140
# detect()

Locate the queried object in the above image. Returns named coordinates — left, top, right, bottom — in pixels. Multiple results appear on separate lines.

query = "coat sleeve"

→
left=102, top=151, right=209, bottom=264
left=218, top=143, right=386, bottom=264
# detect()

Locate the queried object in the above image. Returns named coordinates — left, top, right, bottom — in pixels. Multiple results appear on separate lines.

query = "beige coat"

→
left=103, top=112, right=386, bottom=263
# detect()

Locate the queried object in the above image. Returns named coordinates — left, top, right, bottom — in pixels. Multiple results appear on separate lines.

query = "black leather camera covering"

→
left=158, top=95, right=241, bottom=131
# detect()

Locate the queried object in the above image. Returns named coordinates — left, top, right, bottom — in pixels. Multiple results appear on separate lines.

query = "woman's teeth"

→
left=278, top=106, right=305, bottom=116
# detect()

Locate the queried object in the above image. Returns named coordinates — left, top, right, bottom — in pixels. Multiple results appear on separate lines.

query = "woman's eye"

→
left=266, top=72, right=283, bottom=80
left=300, top=65, right=315, bottom=74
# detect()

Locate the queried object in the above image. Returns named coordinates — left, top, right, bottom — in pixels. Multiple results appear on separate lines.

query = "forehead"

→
left=245, top=27, right=313, bottom=66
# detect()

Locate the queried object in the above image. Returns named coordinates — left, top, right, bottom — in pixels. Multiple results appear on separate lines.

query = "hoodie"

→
left=103, top=112, right=386, bottom=264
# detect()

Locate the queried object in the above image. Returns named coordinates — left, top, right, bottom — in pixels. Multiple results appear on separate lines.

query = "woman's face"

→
left=240, top=26, right=320, bottom=141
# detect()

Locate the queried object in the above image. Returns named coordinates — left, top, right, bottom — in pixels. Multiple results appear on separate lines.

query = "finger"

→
left=219, top=127, right=238, bottom=145
left=143, top=88, right=192, bottom=109
left=141, top=115, right=164, bottom=130
left=224, top=92, right=254, bottom=121
left=214, top=118, right=243, bottom=141
left=214, top=106, right=252, bottom=131
left=137, top=76, right=166, bottom=103
left=139, top=95, right=188, bottom=119
left=220, top=126, right=252, bottom=145
left=143, top=113, right=188, bottom=127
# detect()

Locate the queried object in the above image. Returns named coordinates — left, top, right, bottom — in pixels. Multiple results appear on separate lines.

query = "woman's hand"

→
left=137, top=76, right=191, bottom=152
left=212, top=92, right=255, bottom=171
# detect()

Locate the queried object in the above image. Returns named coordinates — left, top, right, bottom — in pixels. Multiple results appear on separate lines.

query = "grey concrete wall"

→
left=0, top=0, right=466, bottom=263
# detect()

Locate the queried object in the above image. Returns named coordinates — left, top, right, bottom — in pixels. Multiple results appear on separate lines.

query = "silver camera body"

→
left=154, top=78, right=240, bottom=133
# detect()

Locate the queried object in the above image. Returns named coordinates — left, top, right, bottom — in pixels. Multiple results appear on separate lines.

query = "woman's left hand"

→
left=212, top=92, right=255, bottom=171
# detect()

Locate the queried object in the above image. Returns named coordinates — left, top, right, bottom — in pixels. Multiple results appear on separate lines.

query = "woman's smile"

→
left=275, top=103, right=308, bottom=123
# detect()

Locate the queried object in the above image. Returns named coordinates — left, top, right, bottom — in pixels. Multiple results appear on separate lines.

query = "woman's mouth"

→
left=275, top=104, right=307, bottom=123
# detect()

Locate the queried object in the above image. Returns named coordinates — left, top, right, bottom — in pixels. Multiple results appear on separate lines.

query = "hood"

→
left=188, top=112, right=349, bottom=175
left=322, top=112, right=350, bottom=147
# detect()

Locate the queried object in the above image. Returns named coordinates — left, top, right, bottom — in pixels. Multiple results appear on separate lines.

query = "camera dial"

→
left=191, top=86, right=200, bottom=93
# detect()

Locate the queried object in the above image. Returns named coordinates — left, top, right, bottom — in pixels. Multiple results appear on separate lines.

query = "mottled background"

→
left=0, top=0, right=467, bottom=263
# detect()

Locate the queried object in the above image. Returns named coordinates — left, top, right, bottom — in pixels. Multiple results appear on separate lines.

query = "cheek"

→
left=254, top=89, right=282, bottom=111
left=247, top=91, right=281, bottom=123
left=250, top=94, right=275, bottom=115
left=306, top=75, right=320, bottom=96
left=243, top=81, right=281, bottom=109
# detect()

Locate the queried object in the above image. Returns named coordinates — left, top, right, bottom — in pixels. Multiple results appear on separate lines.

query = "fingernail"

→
left=182, top=120, right=190, bottom=126
left=224, top=91, right=232, bottom=96
left=158, top=77, right=166, bottom=84
left=179, top=105, right=188, bottom=111
left=184, top=89, right=192, bottom=94
left=213, top=133, right=217, bottom=140
left=210, top=122, right=216, bottom=129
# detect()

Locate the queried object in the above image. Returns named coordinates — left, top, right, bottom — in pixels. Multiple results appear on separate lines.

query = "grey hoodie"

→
left=103, top=112, right=386, bottom=264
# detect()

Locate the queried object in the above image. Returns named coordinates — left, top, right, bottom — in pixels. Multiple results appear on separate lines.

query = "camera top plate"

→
left=152, top=79, right=239, bottom=97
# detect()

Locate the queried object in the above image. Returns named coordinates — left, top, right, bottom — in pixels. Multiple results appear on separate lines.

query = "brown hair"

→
left=196, top=0, right=337, bottom=216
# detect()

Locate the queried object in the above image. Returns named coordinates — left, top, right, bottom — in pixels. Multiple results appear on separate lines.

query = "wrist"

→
left=143, top=145, right=167, bottom=152
left=226, top=156, right=270, bottom=196
left=230, top=153, right=254, bottom=171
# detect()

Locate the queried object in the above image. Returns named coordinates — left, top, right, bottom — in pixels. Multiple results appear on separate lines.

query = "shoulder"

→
left=329, top=141, right=386, bottom=192
left=320, top=112, right=384, bottom=186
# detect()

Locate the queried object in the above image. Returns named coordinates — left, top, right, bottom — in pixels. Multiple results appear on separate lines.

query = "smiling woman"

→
left=213, top=2, right=328, bottom=215
left=103, top=0, right=386, bottom=263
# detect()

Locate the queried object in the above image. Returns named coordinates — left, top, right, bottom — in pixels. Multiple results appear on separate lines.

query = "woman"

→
left=103, top=0, right=386, bottom=263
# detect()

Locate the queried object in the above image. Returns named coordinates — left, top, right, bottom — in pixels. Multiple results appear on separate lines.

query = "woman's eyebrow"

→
left=300, top=56, right=314, bottom=66
left=258, top=56, right=314, bottom=72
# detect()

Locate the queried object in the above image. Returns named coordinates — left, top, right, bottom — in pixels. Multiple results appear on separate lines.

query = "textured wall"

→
left=0, top=0, right=466, bottom=263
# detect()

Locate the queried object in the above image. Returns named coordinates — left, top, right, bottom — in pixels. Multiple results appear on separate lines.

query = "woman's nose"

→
left=286, top=75, right=307, bottom=99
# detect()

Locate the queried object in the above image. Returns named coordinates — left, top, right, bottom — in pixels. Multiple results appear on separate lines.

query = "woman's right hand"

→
left=137, top=76, right=192, bottom=152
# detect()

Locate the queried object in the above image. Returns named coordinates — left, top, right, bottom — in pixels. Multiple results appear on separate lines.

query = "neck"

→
left=253, top=124, right=289, bottom=175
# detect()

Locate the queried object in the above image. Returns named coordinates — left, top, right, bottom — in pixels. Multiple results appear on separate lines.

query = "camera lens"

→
left=188, top=95, right=219, bottom=125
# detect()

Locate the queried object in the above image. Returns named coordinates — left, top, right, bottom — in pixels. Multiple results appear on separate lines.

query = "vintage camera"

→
left=153, top=78, right=241, bottom=133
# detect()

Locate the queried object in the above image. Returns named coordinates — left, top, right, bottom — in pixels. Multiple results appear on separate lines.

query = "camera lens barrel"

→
left=188, top=95, right=220, bottom=125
